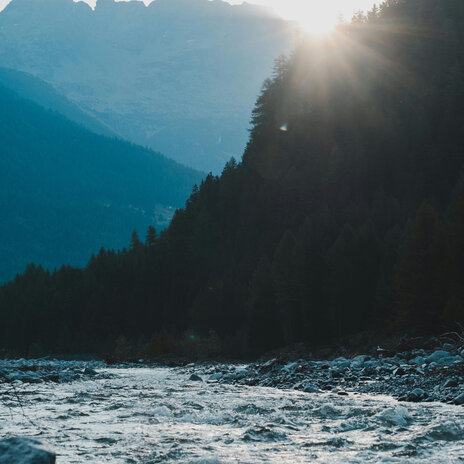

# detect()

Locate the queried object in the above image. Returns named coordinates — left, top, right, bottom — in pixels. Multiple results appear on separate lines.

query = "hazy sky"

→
left=0, top=0, right=379, bottom=20
left=228, top=0, right=378, bottom=21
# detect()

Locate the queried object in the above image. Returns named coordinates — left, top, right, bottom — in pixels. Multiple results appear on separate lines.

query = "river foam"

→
left=1, top=366, right=464, bottom=463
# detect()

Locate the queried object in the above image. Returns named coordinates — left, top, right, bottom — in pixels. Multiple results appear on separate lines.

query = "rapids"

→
left=1, top=366, right=464, bottom=463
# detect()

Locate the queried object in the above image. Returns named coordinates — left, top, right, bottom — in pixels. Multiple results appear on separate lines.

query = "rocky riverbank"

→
left=181, top=344, right=464, bottom=406
left=0, top=359, right=112, bottom=384
left=2, top=341, right=464, bottom=407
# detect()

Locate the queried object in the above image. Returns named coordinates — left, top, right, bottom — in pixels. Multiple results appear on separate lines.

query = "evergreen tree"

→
left=130, top=230, right=142, bottom=251
left=272, top=230, right=301, bottom=344
left=395, top=203, right=447, bottom=333
left=328, top=224, right=359, bottom=339
left=145, top=226, right=158, bottom=247
left=444, top=197, right=464, bottom=324
left=248, top=256, right=283, bottom=355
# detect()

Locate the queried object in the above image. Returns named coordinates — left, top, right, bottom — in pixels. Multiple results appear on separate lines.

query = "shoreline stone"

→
left=176, top=344, right=464, bottom=407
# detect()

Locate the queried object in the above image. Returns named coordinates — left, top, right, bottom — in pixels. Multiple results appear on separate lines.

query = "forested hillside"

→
left=0, top=86, right=202, bottom=283
left=1, top=0, right=463, bottom=357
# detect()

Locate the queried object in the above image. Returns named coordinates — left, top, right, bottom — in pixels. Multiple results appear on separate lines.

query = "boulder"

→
left=364, top=360, right=381, bottom=370
left=443, top=378, right=459, bottom=389
left=436, top=355, right=463, bottom=366
left=407, top=388, right=426, bottom=402
left=452, top=392, right=464, bottom=405
left=189, top=374, right=203, bottom=382
left=231, top=369, right=249, bottom=380
left=83, top=367, right=97, bottom=376
left=20, top=373, right=42, bottom=384
left=329, top=368, right=343, bottom=379
left=425, top=351, right=451, bottom=364
left=0, top=438, right=55, bottom=464
left=260, top=358, right=278, bottom=371
left=332, top=357, right=350, bottom=370
left=303, top=383, right=319, bottom=393
left=283, top=362, right=300, bottom=373
left=350, top=355, right=368, bottom=369
left=377, top=406, right=412, bottom=427
left=442, top=343, right=455, bottom=351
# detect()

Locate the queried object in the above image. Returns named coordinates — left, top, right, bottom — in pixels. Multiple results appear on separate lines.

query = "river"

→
left=1, top=366, right=464, bottom=463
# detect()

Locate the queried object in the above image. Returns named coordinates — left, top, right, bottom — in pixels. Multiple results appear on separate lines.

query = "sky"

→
left=228, top=0, right=378, bottom=22
left=0, top=0, right=379, bottom=22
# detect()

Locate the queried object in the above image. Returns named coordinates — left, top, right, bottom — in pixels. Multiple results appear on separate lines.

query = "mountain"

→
left=2, top=0, right=463, bottom=357
left=0, top=0, right=295, bottom=173
left=0, top=84, right=203, bottom=283
left=0, top=66, right=115, bottom=137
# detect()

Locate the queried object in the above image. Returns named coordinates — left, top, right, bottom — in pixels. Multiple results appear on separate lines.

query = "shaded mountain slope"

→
left=0, top=66, right=115, bottom=137
left=0, top=85, right=203, bottom=283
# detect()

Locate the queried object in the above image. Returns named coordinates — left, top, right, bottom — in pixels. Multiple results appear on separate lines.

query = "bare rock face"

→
left=0, top=438, right=55, bottom=464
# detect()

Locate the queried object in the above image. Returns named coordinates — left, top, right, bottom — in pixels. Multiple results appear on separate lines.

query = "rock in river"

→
left=0, top=437, right=55, bottom=464
left=406, top=388, right=426, bottom=402
left=303, top=383, right=320, bottom=393
left=452, top=392, right=464, bottom=405
left=208, top=373, right=223, bottom=382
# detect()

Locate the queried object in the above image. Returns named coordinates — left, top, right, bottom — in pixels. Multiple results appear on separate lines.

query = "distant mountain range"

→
left=0, top=0, right=295, bottom=172
left=0, top=73, right=203, bottom=283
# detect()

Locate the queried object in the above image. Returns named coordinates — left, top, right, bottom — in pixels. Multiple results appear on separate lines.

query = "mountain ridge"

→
left=0, top=0, right=295, bottom=172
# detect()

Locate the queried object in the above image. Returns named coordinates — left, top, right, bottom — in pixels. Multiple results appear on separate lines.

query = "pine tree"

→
left=395, top=202, right=447, bottom=333
left=248, top=256, right=283, bottom=355
left=130, top=230, right=142, bottom=251
left=272, top=230, right=301, bottom=344
left=328, top=224, right=359, bottom=339
left=145, top=226, right=158, bottom=247
left=443, top=197, right=464, bottom=324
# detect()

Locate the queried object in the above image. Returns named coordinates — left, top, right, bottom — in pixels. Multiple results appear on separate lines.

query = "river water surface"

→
left=1, top=367, right=464, bottom=463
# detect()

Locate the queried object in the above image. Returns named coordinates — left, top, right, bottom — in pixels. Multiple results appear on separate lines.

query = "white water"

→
left=1, top=367, right=464, bottom=463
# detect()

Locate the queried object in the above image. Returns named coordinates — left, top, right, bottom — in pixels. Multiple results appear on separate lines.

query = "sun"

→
left=275, top=2, right=338, bottom=36
left=298, top=13, right=337, bottom=35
